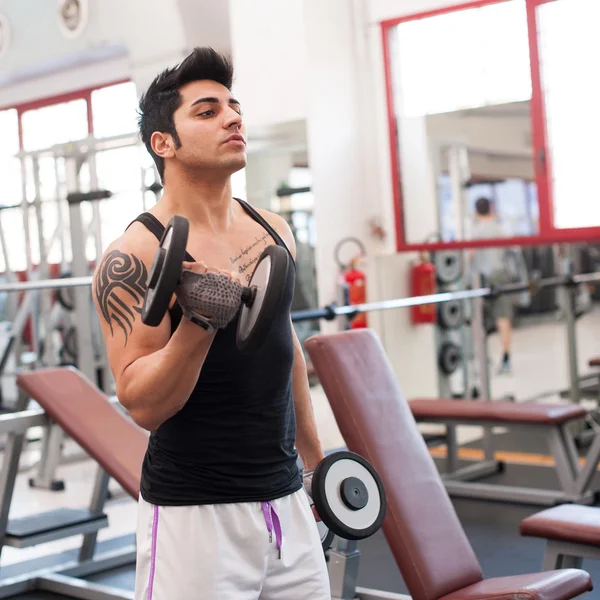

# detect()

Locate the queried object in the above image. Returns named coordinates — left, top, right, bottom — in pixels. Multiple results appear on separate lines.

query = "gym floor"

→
left=2, top=306, right=600, bottom=596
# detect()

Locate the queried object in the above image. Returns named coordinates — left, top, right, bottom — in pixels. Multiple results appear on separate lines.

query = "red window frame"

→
left=381, top=0, right=600, bottom=251
left=1, top=79, right=130, bottom=151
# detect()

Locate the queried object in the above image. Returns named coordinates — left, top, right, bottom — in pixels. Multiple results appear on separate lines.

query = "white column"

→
left=301, top=0, right=438, bottom=396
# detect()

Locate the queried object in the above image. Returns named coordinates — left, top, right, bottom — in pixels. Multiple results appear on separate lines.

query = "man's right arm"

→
left=92, top=235, right=215, bottom=431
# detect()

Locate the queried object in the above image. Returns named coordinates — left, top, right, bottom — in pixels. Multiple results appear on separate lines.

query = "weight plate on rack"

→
left=434, top=251, right=462, bottom=285
left=438, top=341, right=462, bottom=375
left=438, top=299, right=463, bottom=330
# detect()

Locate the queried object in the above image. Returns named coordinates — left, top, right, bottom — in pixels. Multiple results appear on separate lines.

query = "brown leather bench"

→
left=407, top=396, right=599, bottom=506
left=521, top=504, right=600, bottom=571
left=305, top=329, right=593, bottom=600
left=17, top=367, right=149, bottom=500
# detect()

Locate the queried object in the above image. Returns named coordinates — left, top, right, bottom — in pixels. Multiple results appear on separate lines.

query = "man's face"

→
left=170, top=80, right=247, bottom=174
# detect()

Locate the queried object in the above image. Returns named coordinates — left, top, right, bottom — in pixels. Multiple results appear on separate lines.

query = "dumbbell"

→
left=309, top=451, right=387, bottom=549
left=141, top=215, right=291, bottom=352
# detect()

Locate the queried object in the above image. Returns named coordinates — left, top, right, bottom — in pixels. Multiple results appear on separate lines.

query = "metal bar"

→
left=546, top=428, right=577, bottom=495
left=0, top=266, right=593, bottom=311
left=440, top=460, right=500, bottom=482
left=574, top=425, right=600, bottom=495
left=0, top=408, right=48, bottom=435
left=0, top=544, right=135, bottom=598
left=470, top=270, right=494, bottom=461
left=4, top=515, right=108, bottom=549
left=0, top=276, right=93, bottom=293
left=30, top=423, right=65, bottom=490
left=0, top=392, right=30, bottom=557
left=443, top=481, right=569, bottom=506
left=560, top=423, right=582, bottom=477
left=36, top=574, right=135, bottom=600
left=445, top=425, right=458, bottom=473
left=80, top=468, right=111, bottom=561
left=560, top=283, right=581, bottom=406
left=58, top=544, right=136, bottom=578
left=354, top=589, right=411, bottom=600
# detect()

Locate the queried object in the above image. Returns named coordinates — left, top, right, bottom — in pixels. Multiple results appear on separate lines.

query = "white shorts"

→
left=134, top=489, right=331, bottom=600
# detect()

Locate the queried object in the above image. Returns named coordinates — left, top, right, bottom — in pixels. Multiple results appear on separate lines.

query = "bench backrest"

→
left=17, top=367, right=148, bottom=500
left=305, top=329, right=483, bottom=600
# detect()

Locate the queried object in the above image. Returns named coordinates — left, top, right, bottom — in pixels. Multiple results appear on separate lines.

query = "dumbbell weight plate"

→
left=438, top=341, right=462, bottom=375
left=311, top=451, right=386, bottom=541
left=142, top=215, right=189, bottom=327
left=236, top=245, right=291, bottom=353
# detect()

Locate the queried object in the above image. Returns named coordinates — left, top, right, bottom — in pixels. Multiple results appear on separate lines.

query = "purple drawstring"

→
left=261, top=501, right=283, bottom=558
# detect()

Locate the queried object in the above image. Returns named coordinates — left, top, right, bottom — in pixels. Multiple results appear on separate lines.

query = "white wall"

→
left=228, top=0, right=308, bottom=129
left=0, top=0, right=236, bottom=105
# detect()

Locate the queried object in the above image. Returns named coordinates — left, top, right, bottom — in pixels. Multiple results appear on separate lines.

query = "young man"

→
left=92, top=47, right=330, bottom=600
left=471, top=196, right=513, bottom=374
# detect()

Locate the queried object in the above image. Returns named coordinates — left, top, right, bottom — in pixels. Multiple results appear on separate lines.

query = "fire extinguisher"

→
left=410, top=252, right=436, bottom=325
left=345, top=258, right=367, bottom=329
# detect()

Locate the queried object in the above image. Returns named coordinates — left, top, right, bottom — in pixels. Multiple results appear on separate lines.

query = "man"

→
left=470, top=196, right=513, bottom=374
left=92, top=47, right=330, bottom=600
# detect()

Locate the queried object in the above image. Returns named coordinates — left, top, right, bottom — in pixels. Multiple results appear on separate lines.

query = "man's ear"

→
left=151, top=132, right=176, bottom=159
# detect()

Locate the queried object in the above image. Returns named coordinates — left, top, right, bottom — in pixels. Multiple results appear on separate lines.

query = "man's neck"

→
left=158, top=168, right=237, bottom=233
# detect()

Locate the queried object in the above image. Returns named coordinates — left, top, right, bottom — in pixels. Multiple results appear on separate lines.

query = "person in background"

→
left=470, top=196, right=513, bottom=375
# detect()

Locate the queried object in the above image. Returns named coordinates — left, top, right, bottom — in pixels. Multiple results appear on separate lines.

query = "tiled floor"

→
left=1, top=305, right=599, bottom=573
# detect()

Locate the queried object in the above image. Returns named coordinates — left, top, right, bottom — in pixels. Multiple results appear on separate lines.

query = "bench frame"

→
left=327, top=538, right=410, bottom=600
left=418, top=416, right=600, bottom=506
left=0, top=391, right=134, bottom=600
left=539, top=539, right=600, bottom=571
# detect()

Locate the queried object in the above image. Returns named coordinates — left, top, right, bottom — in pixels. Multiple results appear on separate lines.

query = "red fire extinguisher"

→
left=344, top=258, right=367, bottom=329
left=410, top=253, right=436, bottom=325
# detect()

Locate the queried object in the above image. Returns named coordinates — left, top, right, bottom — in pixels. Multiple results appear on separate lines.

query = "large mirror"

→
left=386, top=0, right=537, bottom=245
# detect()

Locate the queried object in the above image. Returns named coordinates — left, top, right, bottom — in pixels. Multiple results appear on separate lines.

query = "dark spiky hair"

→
left=138, top=47, right=234, bottom=180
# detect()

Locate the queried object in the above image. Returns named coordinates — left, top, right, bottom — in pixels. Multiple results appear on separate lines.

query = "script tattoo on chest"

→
left=95, top=250, right=148, bottom=346
left=230, top=232, right=270, bottom=283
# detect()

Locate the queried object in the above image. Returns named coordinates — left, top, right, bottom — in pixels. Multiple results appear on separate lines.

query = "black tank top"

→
left=131, top=199, right=301, bottom=505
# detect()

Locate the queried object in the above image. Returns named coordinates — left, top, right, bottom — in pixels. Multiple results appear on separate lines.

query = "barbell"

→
left=0, top=251, right=598, bottom=324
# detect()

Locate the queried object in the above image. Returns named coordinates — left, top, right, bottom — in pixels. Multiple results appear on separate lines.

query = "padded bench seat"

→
left=409, top=399, right=586, bottom=426
left=521, top=505, right=600, bottom=571
left=409, top=397, right=600, bottom=506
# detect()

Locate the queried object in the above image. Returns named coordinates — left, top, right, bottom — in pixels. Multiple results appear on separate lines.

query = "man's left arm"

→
left=260, top=208, right=326, bottom=470
left=290, top=322, right=326, bottom=471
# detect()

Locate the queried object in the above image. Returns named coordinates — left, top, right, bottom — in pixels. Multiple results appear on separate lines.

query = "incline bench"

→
left=306, top=329, right=593, bottom=600
left=7, top=366, right=149, bottom=600
left=408, top=397, right=600, bottom=506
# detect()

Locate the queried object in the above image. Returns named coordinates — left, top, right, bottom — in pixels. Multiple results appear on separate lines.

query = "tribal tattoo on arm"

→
left=94, top=250, right=148, bottom=346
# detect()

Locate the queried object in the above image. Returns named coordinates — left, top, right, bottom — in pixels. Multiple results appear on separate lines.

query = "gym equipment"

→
left=438, top=341, right=462, bottom=375
left=409, top=398, right=600, bottom=506
left=305, top=329, right=593, bottom=600
left=521, top=504, right=600, bottom=571
left=0, top=370, right=139, bottom=599
left=311, top=451, right=386, bottom=542
left=438, top=298, right=462, bottom=329
left=141, top=215, right=291, bottom=352
left=434, top=250, right=462, bottom=284
left=14, top=366, right=372, bottom=600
